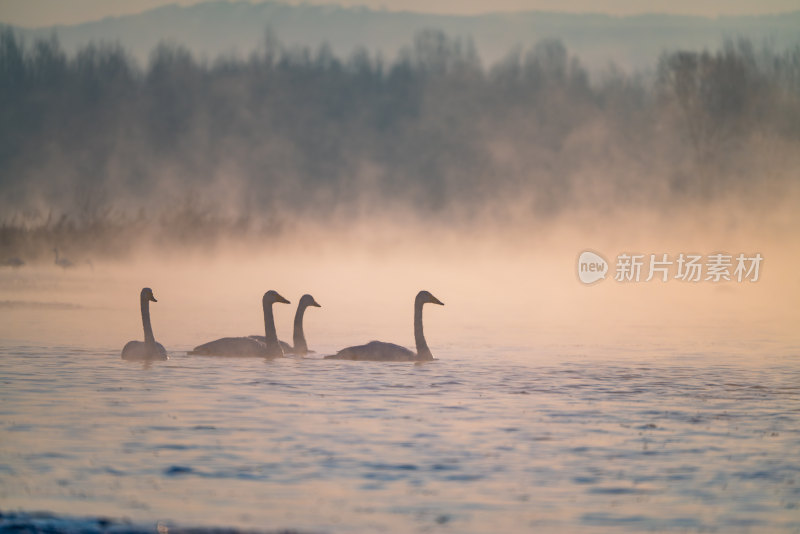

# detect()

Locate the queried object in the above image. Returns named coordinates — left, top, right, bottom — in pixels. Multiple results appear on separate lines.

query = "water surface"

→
left=1, top=342, right=798, bottom=533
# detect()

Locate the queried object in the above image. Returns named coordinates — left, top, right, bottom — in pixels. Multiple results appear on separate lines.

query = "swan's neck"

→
left=141, top=294, right=155, bottom=345
left=263, top=301, right=281, bottom=353
left=414, top=300, right=431, bottom=359
left=292, top=304, right=308, bottom=353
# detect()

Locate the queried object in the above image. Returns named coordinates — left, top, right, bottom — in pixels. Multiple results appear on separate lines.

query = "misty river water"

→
left=0, top=250, right=799, bottom=533
left=1, top=341, right=799, bottom=533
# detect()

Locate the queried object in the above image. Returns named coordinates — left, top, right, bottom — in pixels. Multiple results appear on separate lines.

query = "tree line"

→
left=1, top=28, right=798, bottom=259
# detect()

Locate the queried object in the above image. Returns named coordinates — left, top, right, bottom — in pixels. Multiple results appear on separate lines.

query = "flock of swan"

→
left=0, top=248, right=91, bottom=270
left=121, top=288, right=444, bottom=362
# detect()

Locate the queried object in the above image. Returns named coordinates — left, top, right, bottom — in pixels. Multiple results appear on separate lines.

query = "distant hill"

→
left=3, top=1, right=800, bottom=72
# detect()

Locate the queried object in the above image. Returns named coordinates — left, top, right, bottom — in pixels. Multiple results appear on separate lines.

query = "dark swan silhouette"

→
left=1, top=257, right=24, bottom=268
left=326, top=290, right=444, bottom=361
left=121, top=287, right=168, bottom=360
left=251, top=294, right=321, bottom=355
left=189, top=290, right=290, bottom=357
left=53, top=248, right=74, bottom=269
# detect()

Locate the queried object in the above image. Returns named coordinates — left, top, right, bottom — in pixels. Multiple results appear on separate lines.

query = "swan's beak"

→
left=276, top=293, right=290, bottom=304
left=311, top=299, right=321, bottom=307
left=430, top=295, right=444, bottom=306
left=150, top=295, right=158, bottom=303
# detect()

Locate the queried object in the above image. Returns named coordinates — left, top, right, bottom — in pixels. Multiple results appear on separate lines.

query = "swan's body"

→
left=189, top=290, right=290, bottom=357
left=1, top=257, right=24, bottom=268
left=121, top=287, right=168, bottom=361
left=122, top=339, right=167, bottom=360
left=251, top=294, right=321, bottom=355
left=332, top=340, right=417, bottom=361
left=53, top=248, right=74, bottom=269
left=326, top=290, right=443, bottom=362
left=190, top=336, right=269, bottom=357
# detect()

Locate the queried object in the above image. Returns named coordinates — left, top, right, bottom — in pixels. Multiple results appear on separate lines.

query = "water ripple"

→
left=0, top=346, right=798, bottom=532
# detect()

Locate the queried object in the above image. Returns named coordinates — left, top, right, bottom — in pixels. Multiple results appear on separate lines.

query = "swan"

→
left=189, top=290, right=290, bottom=357
left=251, top=294, right=321, bottom=355
left=121, top=287, right=168, bottom=360
left=326, top=290, right=444, bottom=361
left=53, top=248, right=74, bottom=269
left=1, top=257, right=24, bottom=268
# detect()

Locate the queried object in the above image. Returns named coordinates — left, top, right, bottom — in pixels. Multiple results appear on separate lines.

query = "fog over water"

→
left=1, top=203, right=797, bottom=355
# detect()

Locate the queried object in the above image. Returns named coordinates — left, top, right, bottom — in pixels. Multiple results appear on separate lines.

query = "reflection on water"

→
left=0, top=344, right=798, bottom=532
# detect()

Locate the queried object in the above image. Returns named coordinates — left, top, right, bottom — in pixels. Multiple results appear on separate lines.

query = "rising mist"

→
left=1, top=29, right=799, bottom=262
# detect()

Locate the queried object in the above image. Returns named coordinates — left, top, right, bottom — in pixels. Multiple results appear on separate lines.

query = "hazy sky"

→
left=2, top=0, right=800, bottom=27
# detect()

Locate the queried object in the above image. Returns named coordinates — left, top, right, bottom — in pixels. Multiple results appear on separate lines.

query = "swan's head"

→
left=417, top=290, right=444, bottom=306
left=141, top=287, right=157, bottom=302
left=299, top=294, right=321, bottom=308
left=263, top=290, right=290, bottom=306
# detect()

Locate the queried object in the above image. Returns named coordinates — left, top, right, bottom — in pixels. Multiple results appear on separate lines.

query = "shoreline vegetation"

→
left=1, top=29, right=799, bottom=262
